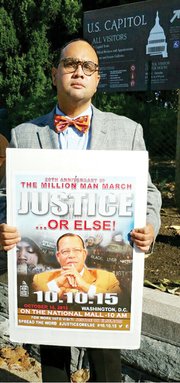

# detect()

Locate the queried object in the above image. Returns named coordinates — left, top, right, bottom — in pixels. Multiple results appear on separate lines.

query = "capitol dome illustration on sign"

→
left=146, top=11, right=168, bottom=58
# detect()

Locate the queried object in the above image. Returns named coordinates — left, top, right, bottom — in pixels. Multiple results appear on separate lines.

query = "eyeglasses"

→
left=60, top=248, right=84, bottom=257
left=60, top=58, right=99, bottom=76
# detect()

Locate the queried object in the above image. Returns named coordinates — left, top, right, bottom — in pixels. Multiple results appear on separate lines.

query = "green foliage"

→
left=0, top=8, right=20, bottom=104
left=0, top=8, right=18, bottom=59
left=94, top=92, right=146, bottom=124
left=94, top=91, right=177, bottom=159
left=61, top=0, right=82, bottom=34
left=7, top=88, right=57, bottom=128
left=149, top=106, right=177, bottom=157
left=3, top=55, right=27, bottom=108
left=25, top=27, right=50, bottom=94
left=0, top=0, right=82, bottom=128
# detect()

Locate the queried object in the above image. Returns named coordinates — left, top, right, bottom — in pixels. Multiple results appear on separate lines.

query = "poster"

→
left=7, top=149, right=148, bottom=349
left=83, top=0, right=180, bottom=91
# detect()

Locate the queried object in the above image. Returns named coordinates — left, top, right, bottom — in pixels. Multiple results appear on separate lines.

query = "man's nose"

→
left=73, top=64, right=84, bottom=77
left=67, top=250, right=76, bottom=257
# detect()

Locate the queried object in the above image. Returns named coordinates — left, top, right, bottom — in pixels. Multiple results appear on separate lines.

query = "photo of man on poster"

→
left=32, top=233, right=121, bottom=298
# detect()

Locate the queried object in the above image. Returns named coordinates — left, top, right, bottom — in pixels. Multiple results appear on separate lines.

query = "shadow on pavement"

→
left=0, top=368, right=29, bottom=382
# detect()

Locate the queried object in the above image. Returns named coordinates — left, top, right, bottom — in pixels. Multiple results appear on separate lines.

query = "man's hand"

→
left=55, top=271, right=74, bottom=289
left=0, top=224, right=21, bottom=251
left=57, top=265, right=90, bottom=292
left=94, top=234, right=103, bottom=245
left=130, top=223, right=154, bottom=252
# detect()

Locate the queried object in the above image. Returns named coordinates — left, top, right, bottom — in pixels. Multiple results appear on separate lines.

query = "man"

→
left=33, top=233, right=121, bottom=296
left=0, top=38, right=161, bottom=382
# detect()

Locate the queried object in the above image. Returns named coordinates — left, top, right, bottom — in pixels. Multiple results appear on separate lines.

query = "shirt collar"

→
left=80, top=267, right=85, bottom=276
left=55, top=105, right=92, bottom=120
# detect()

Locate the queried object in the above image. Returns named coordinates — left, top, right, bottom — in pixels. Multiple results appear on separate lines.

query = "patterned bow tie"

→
left=54, top=115, right=90, bottom=134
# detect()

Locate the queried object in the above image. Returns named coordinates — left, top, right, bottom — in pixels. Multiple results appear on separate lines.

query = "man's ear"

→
left=94, top=74, right=100, bottom=95
left=96, top=73, right=101, bottom=88
left=56, top=251, right=60, bottom=262
left=52, top=67, right=57, bottom=86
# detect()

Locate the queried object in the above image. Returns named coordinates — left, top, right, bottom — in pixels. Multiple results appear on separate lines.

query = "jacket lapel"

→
left=36, top=105, right=109, bottom=150
left=37, top=108, right=59, bottom=149
left=90, top=105, right=108, bottom=149
left=83, top=268, right=97, bottom=284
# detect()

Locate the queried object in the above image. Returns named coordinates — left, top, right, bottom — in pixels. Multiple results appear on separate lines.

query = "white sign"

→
left=7, top=149, right=148, bottom=349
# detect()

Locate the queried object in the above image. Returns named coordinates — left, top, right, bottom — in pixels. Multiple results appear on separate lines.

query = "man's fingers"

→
left=131, top=232, right=151, bottom=242
left=1, top=237, right=21, bottom=251
left=0, top=224, right=20, bottom=238
left=133, top=239, right=151, bottom=252
left=0, top=231, right=20, bottom=241
left=3, top=243, right=18, bottom=251
left=0, top=224, right=21, bottom=250
left=0, top=224, right=16, bottom=231
left=67, top=276, right=77, bottom=287
left=130, top=225, right=154, bottom=252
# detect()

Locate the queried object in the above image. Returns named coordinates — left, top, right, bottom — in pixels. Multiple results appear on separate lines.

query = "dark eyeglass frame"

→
left=60, top=57, right=99, bottom=76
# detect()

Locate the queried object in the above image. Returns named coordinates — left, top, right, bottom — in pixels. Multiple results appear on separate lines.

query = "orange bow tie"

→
left=54, top=115, right=90, bottom=134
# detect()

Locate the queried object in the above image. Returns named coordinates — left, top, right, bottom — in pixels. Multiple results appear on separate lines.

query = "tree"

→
left=0, top=0, right=82, bottom=128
